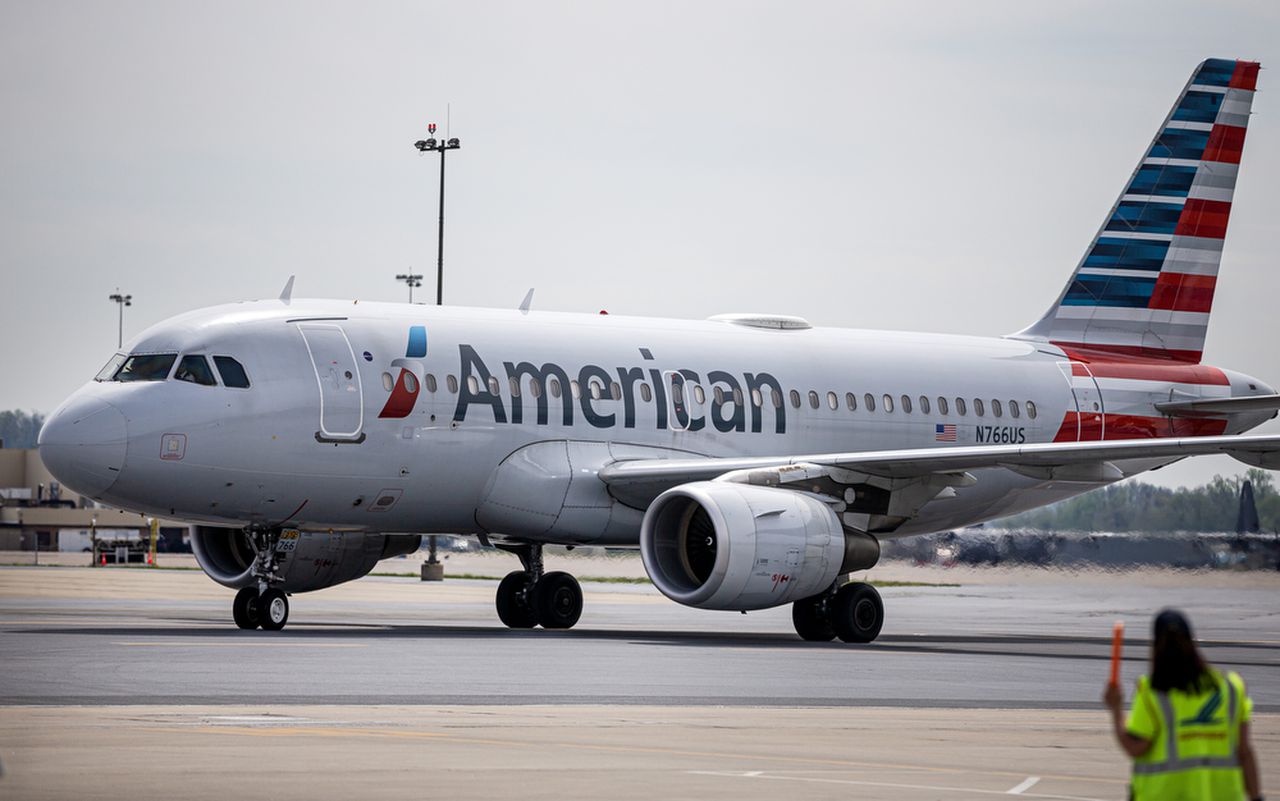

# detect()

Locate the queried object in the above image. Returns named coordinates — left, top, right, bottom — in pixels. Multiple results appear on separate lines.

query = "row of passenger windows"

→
left=385, top=370, right=1037, bottom=420
left=95, top=352, right=251, bottom=388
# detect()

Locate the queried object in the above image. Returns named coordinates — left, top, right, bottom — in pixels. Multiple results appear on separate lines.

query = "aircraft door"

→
left=1056, top=361, right=1105, bottom=441
left=298, top=324, right=365, bottom=442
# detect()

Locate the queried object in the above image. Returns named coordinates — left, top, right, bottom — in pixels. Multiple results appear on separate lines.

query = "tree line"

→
left=0, top=410, right=45, bottom=450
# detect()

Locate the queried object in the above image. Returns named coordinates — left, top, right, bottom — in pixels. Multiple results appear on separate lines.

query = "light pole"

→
left=108, top=290, right=132, bottom=348
left=395, top=273, right=424, bottom=304
left=414, top=124, right=461, bottom=306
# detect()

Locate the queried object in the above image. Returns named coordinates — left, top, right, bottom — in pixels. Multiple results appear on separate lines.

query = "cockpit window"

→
left=114, top=353, right=177, bottom=382
left=174, top=355, right=217, bottom=386
left=213, top=356, right=251, bottom=389
left=95, top=353, right=127, bottom=382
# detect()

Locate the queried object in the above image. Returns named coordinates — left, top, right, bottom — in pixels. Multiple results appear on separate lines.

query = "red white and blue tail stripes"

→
left=1015, top=59, right=1259, bottom=364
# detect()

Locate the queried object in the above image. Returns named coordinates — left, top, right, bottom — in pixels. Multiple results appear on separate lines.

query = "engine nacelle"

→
left=640, top=482, right=865, bottom=611
left=192, top=527, right=422, bottom=593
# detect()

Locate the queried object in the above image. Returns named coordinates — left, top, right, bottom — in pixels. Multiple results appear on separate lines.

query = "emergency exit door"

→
left=1057, top=361, right=1105, bottom=441
left=299, top=324, right=365, bottom=442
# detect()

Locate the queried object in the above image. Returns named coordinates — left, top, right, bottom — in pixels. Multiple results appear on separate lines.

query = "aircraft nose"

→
left=38, top=396, right=128, bottom=497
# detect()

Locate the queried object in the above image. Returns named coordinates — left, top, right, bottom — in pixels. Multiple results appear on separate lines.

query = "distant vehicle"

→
left=39, top=58, right=1280, bottom=641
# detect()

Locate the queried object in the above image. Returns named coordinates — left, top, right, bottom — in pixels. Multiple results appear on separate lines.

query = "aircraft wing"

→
left=599, top=434, right=1280, bottom=512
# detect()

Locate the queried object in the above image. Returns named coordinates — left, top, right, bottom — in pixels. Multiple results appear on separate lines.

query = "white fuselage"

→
left=41, top=299, right=1273, bottom=543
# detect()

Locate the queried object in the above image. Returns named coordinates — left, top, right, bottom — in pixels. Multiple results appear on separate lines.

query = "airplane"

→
left=37, top=58, right=1280, bottom=642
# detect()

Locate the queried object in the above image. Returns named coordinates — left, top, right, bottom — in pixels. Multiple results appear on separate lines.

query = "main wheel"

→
left=830, top=582, right=884, bottom=643
left=258, top=588, right=290, bottom=631
left=532, top=571, right=583, bottom=630
left=232, top=587, right=262, bottom=630
left=496, top=571, right=539, bottom=629
left=792, top=594, right=836, bottom=642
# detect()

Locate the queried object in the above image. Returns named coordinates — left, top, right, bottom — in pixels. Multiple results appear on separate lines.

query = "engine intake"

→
left=192, top=527, right=422, bottom=592
left=641, top=482, right=874, bottom=611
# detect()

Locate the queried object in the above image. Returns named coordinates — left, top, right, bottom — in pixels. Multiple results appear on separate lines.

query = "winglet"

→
left=519, top=288, right=535, bottom=315
left=279, top=275, right=295, bottom=305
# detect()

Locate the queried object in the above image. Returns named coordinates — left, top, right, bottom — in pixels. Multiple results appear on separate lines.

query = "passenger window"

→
left=381, top=372, right=395, bottom=392
left=974, top=398, right=985, bottom=417
left=808, top=391, right=819, bottom=409
left=590, top=380, right=602, bottom=401
left=404, top=373, right=418, bottom=393
left=714, top=387, right=725, bottom=405
left=992, top=399, right=1003, bottom=418
left=488, top=376, right=501, bottom=395
left=571, top=380, right=582, bottom=400
left=693, top=385, right=706, bottom=405
left=882, top=394, right=894, bottom=413
left=733, top=388, right=744, bottom=406
left=611, top=382, right=622, bottom=401
left=175, top=355, right=217, bottom=386
left=1026, top=400, right=1038, bottom=420
left=770, top=389, right=781, bottom=408
left=468, top=376, right=480, bottom=394
left=790, top=390, right=801, bottom=409
left=955, top=397, right=967, bottom=416
left=827, top=391, right=838, bottom=411
left=938, top=396, right=948, bottom=415
left=670, top=379, right=684, bottom=404
left=901, top=395, right=912, bottom=414
left=510, top=377, right=521, bottom=397
left=1009, top=400, right=1020, bottom=419
left=528, top=378, right=540, bottom=398
left=549, top=377, right=561, bottom=398
left=116, top=353, right=177, bottom=382
left=426, top=374, right=438, bottom=393
left=919, top=396, right=930, bottom=415
left=447, top=375, right=459, bottom=393
left=640, top=383, right=652, bottom=403
left=95, top=353, right=126, bottom=382
left=846, top=392, right=857, bottom=411
left=865, top=393, right=875, bottom=412
left=757, top=389, right=767, bottom=408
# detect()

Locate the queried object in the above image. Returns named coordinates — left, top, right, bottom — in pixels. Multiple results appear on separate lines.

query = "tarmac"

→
left=0, top=557, right=1276, bottom=800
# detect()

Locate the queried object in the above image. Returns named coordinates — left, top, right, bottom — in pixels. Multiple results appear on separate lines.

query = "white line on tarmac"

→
left=1008, top=776, right=1041, bottom=794
left=688, top=771, right=1106, bottom=801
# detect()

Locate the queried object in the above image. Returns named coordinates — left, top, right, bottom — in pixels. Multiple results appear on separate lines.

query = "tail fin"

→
left=1013, top=58, right=1260, bottom=363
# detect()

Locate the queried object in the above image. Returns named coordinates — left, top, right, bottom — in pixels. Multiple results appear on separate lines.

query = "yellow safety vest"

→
left=1127, top=668, right=1251, bottom=801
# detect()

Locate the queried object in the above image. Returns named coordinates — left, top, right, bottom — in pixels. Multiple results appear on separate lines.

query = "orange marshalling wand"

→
left=1109, top=621, right=1125, bottom=687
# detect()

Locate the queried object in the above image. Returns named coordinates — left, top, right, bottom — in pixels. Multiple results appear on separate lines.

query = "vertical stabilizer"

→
left=1012, top=59, right=1260, bottom=362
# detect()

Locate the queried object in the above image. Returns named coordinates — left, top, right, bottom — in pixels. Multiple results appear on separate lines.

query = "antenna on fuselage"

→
left=519, top=288, right=535, bottom=315
left=278, top=275, right=296, bottom=305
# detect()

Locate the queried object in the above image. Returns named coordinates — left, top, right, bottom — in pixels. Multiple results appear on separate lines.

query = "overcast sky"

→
left=2, top=1, right=1277, bottom=489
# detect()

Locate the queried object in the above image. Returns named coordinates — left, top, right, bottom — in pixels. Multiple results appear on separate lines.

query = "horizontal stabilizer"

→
left=1155, top=394, right=1280, bottom=417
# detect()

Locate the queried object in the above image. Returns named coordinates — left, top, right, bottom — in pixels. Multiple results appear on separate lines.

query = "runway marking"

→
left=150, top=725, right=1124, bottom=786
left=114, top=641, right=366, bottom=648
left=689, top=770, right=1104, bottom=801
left=1008, top=776, right=1041, bottom=794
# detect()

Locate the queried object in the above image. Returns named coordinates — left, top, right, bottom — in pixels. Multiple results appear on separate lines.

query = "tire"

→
left=495, top=571, right=538, bottom=629
left=830, top=582, right=884, bottom=643
left=258, top=588, right=290, bottom=631
left=791, top=594, right=836, bottom=642
left=532, top=571, right=583, bottom=630
left=232, top=586, right=262, bottom=630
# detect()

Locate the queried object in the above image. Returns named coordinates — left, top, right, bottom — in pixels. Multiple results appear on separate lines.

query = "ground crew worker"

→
left=1104, top=608, right=1262, bottom=801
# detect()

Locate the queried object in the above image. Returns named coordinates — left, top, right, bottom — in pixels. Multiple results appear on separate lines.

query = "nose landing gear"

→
left=494, top=543, right=584, bottom=631
left=230, top=526, right=292, bottom=631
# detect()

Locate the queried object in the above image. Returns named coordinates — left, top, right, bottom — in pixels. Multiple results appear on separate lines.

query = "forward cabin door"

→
left=298, top=324, right=366, bottom=443
left=1056, top=361, right=1105, bottom=441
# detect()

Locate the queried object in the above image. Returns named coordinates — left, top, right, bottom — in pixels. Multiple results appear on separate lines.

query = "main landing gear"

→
left=494, top=543, right=583, bottom=630
left=791, top=579, right=884, bottom=643
left=231, top=526, right=291, bottom=631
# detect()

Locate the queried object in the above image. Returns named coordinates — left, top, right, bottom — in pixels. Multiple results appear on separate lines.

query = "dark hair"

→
left=1150, top=608, right=1214, bottom=693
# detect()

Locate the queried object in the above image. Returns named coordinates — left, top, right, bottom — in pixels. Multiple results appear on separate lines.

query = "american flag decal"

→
left=935, top=423, right=957, bottom=442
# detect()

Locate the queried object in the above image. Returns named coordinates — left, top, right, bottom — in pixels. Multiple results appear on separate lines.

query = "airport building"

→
left=0, top=446, right=192, bottom=556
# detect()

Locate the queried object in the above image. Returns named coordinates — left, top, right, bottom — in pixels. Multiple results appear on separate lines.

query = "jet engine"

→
left=192, top=527, right=422, bottom=593
left=640, top=482, right=879, bottom=611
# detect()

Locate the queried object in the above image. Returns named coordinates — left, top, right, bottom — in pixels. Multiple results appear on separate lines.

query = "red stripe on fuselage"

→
left=1148, top=272, right=1217, bottom=313
left=1050, top=412, right=1228, bottom=442
left=1050, top=343, right=1211, bottom=369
